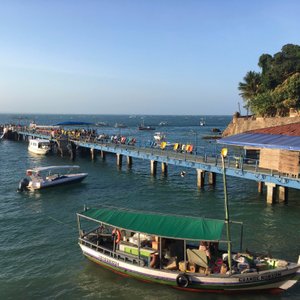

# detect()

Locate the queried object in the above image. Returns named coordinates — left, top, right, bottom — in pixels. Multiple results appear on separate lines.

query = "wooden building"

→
left=218, top=122, right=300, bottom=203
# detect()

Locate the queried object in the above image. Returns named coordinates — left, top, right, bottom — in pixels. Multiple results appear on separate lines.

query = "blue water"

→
left=0, top=114, right=299, bottom=299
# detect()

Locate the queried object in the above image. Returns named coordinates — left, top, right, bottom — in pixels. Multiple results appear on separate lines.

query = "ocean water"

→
left=0, top=114, right=299, bottom=300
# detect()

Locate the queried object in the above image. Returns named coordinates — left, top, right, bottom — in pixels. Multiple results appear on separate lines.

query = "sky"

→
left=0, top=0, right=299, bottom=115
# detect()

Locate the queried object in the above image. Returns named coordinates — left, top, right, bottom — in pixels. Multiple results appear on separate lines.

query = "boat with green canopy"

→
left=77, top=148, right=299, bottom=293
left=77, top=206, right=299, bottom=293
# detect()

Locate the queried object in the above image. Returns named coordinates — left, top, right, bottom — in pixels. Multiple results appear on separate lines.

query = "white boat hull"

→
left=28, top=173, right=88, bottom=190
left=79, top=243, right=299, bottom=293
left=28, top=146, right=50, bottom=155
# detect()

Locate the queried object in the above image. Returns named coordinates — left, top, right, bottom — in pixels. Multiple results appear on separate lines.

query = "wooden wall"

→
left=259, top=149, right=299, bottom=176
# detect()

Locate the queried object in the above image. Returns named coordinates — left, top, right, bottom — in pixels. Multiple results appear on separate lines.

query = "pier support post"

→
left=117, top=154, right=123, bottom=167
left=265, top=182, right=277, bottom=204
left=258, top=181, right=264, bottom=194
left=161, top=162, right=168, bottom=176
left=278, top=186, right=288, bottom=203
left=196, top=169, right=205, bottom=188
left=127, top=156, right=132, bottom=167
left=100, top=150, right=106, bottom=160
left=90, top=148, right=95, bottom=160
left=208, top=172, right=216, bottom=185
left=150, top=160, right=157, bottom=176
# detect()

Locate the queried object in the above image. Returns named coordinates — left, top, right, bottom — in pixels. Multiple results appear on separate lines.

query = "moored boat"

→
left=139, top=119, right=156, bottom=130
left=139, top=125, right=156, bottom=130
left=114, top=123, right=127, bottom=128
left=0, top=127, right=8, bottom=139
left=200, top=118, right=206, bottom=126
left=77, top=206, right=299, bottom=293
left=28, top=138, right=51, bottom=155
left=18, top=165, right=88, bottom=191
left=76, top=148, right=300, bottom=293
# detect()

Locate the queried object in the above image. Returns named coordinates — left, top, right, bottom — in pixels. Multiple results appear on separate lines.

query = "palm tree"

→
left=238, top=71, right=261, bottom=113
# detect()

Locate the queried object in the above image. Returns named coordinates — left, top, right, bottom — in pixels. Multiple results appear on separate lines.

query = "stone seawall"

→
left=223, top=115, right=300, bottom=136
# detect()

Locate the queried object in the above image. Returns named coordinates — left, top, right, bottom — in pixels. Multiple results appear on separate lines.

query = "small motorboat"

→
left=199, top=118, right=206, bottom=126
left=28, top=139, right=51, bottom=155
left=18, top=165, right=88, bottom=191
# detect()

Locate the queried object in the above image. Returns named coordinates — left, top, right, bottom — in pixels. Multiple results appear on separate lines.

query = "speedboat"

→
left=28, top=139, right=51, bottom=155
left=18, top=165, right=88, bottom=191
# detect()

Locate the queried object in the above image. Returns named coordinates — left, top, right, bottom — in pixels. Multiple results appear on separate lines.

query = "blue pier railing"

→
left=14, top=130, right=300, bottom=190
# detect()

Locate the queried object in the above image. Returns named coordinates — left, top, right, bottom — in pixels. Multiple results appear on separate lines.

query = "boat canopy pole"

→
left=221, top=148, right=232, bottom=274
left=231, top=220, right=244, bottom=252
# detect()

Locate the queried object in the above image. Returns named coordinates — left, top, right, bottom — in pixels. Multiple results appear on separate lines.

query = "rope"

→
left=47, top=215, right=76, bottom=230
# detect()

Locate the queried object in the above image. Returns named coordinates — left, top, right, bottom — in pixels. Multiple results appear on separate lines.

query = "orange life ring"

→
left=112, top=229, right=121, bottom=243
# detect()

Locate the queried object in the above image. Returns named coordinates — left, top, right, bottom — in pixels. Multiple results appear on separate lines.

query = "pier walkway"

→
left=11, top=129, right=300, bottom=203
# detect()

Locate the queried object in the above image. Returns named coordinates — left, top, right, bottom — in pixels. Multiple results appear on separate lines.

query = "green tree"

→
left=239, top=44, right=300, bottom=117
left=238, top=71, right=261, bottom=110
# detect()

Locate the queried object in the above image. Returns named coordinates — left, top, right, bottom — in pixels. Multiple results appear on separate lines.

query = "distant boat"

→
left=18, top=165, right=88, bottom=191
left=55, top=121, right=94, bottom=126
left=199, top=118, right=206, bottom=126
left=139, top=120, right=155, bottom=130
left=114, top=123, right=127, bottom=128
left=95, top=122, right=109, bottom=127
left=159, top=121, right=168, bottom=126
left=29, top=123, right=60, bottom=130
left=28, top=139, right=51, bottom=155
left=139, top=125, right=156, bottom=131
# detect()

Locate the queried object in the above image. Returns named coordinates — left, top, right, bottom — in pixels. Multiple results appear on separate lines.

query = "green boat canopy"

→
left=78, top=207, right=225, bottom=241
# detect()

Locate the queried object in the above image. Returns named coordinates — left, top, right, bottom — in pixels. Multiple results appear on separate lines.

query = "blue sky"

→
left=0, top=0, right=299, bottom=115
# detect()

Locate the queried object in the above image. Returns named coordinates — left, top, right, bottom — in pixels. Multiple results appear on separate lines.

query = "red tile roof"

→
left=249, top=122, right=300, bottom=136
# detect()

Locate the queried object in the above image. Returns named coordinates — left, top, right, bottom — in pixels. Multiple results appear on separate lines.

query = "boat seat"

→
left=187, top=248, right=208, bottom=269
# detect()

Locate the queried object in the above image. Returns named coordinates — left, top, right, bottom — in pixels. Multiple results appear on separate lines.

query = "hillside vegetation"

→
left=238, top=44, right=300, bottom=117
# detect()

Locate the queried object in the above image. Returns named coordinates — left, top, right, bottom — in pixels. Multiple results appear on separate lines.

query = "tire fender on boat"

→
left=176, top=274, right=190, bottom=288
left=112, top=229, right=121, bottom=243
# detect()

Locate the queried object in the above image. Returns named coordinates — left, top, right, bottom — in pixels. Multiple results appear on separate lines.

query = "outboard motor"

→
left=18, top=178, right=30, bottom=192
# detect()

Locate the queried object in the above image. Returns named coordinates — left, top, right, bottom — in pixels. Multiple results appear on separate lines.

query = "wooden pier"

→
left=6, top=128, right=300, bottom=204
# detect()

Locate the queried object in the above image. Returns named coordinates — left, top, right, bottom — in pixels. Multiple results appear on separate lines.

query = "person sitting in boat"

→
left=199, top=241, right=211, bottom=260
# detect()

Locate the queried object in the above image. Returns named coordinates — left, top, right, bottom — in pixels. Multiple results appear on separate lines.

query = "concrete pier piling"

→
left=151, top=160, right=157, bottom=176
left=258, top=181, right=264, bottom=194
left=161, top=162, right=168, bottom=175
left=197, top=169, right=205, bottom=188
left=208, top=172, right=216, bottom=185
left=265, top=182, right=277, bottom=204
left=117, top=154, right=123, bottom=167
left=127, top=156, right=132, bottom=167
left=278, top=186, right=288, bottom=203
left=90, top=148, right=95, bottom=160
left=100, top=150, right=106, bottom=160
